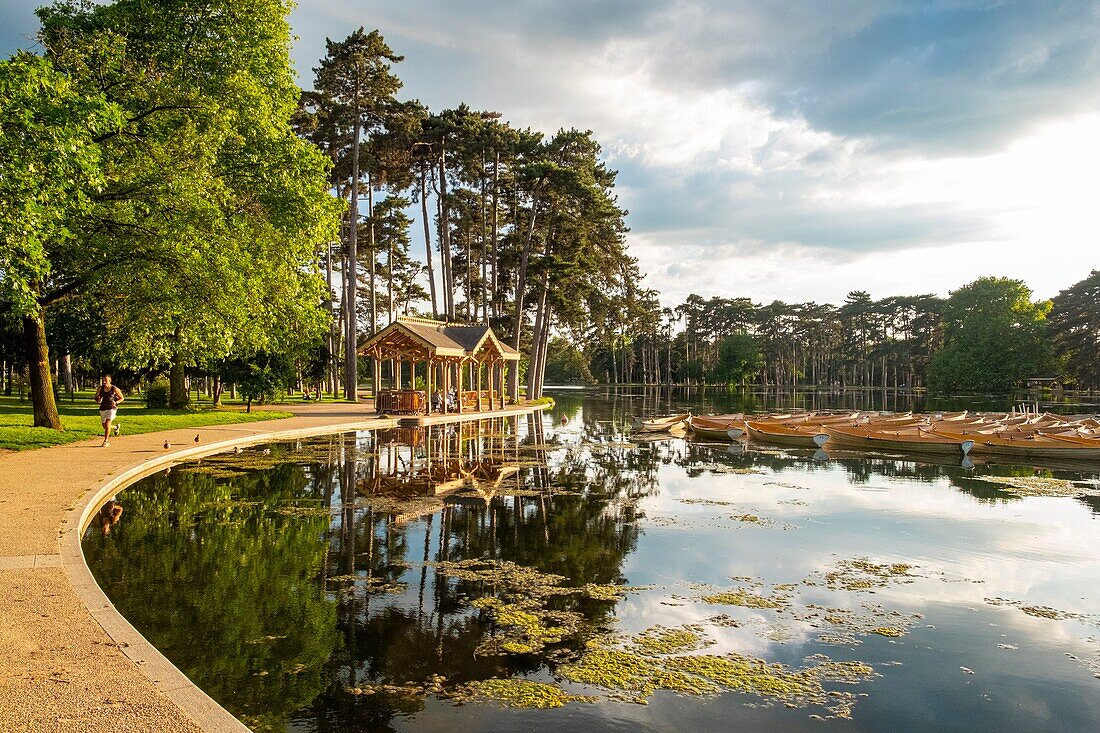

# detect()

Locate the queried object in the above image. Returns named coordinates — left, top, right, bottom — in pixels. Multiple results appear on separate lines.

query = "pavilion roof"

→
left=359, top=317, right=520, bottom=361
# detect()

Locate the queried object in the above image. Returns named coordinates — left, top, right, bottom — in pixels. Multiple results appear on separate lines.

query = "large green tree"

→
left=31, top=0, right=339, bottom=411
left=307, top=28, right=404, bottom=400
left=928, top=277, right=1052, bottom=393
left=0, top=51, right=121, bottom=427
left=1048, top=270, right=1099, bottom=391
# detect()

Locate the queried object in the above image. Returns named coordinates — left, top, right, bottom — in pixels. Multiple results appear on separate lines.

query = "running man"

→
left=94, top=375, right=124, bottom=447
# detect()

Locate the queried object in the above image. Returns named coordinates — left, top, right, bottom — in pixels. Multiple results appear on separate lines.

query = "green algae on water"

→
left=556, top=629, right=876, bottom=719
left=701, top=589, right=788, bottom=610
left=470, top=597, right=581, bottom=655
left=462, top=678, right=596, bottom=708
left=629, top=625, right=714, bottom=656
left=818, top=558, right=918, bottom=591
left=972, top=476, right=1100, bottom=498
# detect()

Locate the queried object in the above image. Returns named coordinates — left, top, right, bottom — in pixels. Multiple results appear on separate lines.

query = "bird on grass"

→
left=233, top=446, right=242, bottom=454
left=262, top=448, right=271, bottom=456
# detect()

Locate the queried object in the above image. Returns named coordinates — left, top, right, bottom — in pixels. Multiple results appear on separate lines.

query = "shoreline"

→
left=0, top=400, right=546, bottom=732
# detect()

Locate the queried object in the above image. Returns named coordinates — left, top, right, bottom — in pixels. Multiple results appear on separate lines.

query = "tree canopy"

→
left=926, top=278, right=1051, bottom=393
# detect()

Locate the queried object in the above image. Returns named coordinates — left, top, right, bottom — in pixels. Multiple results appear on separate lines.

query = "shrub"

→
left=144, top=381, right=171, bottom=408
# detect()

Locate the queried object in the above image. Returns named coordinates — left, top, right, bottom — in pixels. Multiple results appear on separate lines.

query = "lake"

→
left=83, top=388, right=1100, bottom=732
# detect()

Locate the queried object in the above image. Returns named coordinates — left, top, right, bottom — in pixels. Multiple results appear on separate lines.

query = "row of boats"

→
left=635, top=410, right=1100, bottom=460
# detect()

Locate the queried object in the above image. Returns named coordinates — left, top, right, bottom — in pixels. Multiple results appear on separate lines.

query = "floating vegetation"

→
left=701, top=589, right=788, bottom=610
left=763, top=481, right=811, bottom=490
left=556, top=632, right=875, bottom=719
left=870, top=626, right=906, bottom=637
left=459, top=678, right=595, bottom=708
left=730, top=513, right=764, bottom=524
left=814, top=558, right=918, bottom=592
left=1022, top=606, right=1062, bottom=619
left=985, top=597, right=1099, bottom=626
left=558, top=647, right=720, bottom=696
left=274, top=504, right=331, bottom=516
left=679, top=498, right=739, bottom=507
left=706, top=614, right=742, bottom=628
left=429, top=558, right=569, bottom=597
left=427, top=559, right=644, bottom=657
left=792, top=601, right=924, bottom=645
left=971, top=476, right=1100, bottom=498
left=629, top=625, right=714, bottom=656
left=470, top=597, right=581, bottom=655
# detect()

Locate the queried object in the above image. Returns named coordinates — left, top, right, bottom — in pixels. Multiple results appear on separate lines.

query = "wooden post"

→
left=501, top=363, right=509, bottom=407
left=476, top=360, right=483, bottom=412
left=426, top=358, right=433, bottom=415
left=456, top=361, right=463, bottom=414
left=443, top=361, right=450, bottom=414
left=372, top=354, right=381, bottom=413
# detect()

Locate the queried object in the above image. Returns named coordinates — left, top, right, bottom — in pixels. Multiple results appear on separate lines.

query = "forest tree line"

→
left=0, top=1, right=643, bottom=428
left=547, top=271, right=1100, bottom=394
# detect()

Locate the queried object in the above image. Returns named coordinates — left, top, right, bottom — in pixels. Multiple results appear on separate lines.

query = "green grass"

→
left=0, top=392, right=293, bottom=452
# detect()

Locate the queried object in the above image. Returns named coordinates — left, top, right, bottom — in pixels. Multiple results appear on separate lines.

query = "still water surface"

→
left=83, top=389, right=1100, bottom=732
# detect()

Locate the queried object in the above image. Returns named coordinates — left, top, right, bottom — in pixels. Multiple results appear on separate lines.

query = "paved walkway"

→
left=0, top=401, right=394, bottom=733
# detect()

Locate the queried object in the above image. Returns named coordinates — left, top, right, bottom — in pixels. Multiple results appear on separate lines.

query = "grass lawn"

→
left=0, top=392, right=296, bottom=452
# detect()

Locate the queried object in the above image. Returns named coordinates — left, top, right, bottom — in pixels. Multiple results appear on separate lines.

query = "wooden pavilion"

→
left=359, top=317, right=521, bottom=416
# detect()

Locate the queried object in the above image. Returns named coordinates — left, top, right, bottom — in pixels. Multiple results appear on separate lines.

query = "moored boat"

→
left=935, top=429, right=1100, bottom=459
left=745, top=421, right=830, bottom=448
left=688, top=415, right=744, bottom=440
left=825, top=425, right=974, bottom=455
left=636, top=413, right=691, bottom=433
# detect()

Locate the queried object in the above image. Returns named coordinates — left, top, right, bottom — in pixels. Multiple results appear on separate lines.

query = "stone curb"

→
left=58, top=416, right=396, bottom=733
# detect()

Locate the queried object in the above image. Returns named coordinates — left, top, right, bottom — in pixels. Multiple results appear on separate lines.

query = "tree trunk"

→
left=490, top=150, right=499, bottom=321
left=345, top=86, right=361, bottom=402
left=526, top=271, right=549, bottom=398
left=326, top=238, right=338, bottom=396
left=168, top=325, right=189, bottom=409
left=23, top=313, right=62, bottom=429
left=59, top=353, right=73, bottom=394
left=368, top=175, right=377, bottom=333
left=420, top=171, right=438, bottom=318
left=480, top=154, right=488, bottom=323
left=534, top=307, right=552, bottom=398
left=507, top=179, right=547, bottom=398
left=439, top=139, right=454, bottom=319
left=212, top=374, right=223, bottom=407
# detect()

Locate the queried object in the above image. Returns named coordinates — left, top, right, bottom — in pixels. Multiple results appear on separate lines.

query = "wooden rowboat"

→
left=745, top=421, right=830, bottom=448
left=636, top=413, right=691, bottom=433
left=825, top=425, right=974, bottom=455
left=688, top=415, right=744, bottom=440
left=934, top=429, right=1100, bottom=459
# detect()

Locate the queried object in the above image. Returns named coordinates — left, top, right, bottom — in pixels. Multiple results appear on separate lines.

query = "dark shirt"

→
left=98, top=386, right=122, bottom=411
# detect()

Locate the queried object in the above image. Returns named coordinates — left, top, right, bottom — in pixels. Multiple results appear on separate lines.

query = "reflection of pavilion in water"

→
left=311, top=413, right=640, bottom=728
left=356, top=416, right=543, bottom=522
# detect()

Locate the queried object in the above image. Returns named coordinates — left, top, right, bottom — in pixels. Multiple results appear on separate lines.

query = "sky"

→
left=4, top=1, right=1100, bottom=307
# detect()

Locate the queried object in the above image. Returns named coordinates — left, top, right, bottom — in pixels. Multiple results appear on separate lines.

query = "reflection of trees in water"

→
left=82, top=461, right=341, bottom=733
left=292, top=418, right=643, bottom=730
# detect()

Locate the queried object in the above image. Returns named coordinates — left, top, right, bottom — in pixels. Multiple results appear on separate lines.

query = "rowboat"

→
left=636, top=413, right=691, bottom=433
left=825, top=425, right=974, bottom=455
left=688, top=414, right=744, bottom=440
left=935, top=429, right=1100, bottom=459
left=745, top=420, right=830, bottom=448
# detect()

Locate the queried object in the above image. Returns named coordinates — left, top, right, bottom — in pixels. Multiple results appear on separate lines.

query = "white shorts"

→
left=100, top=409, right=117, bottom=423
